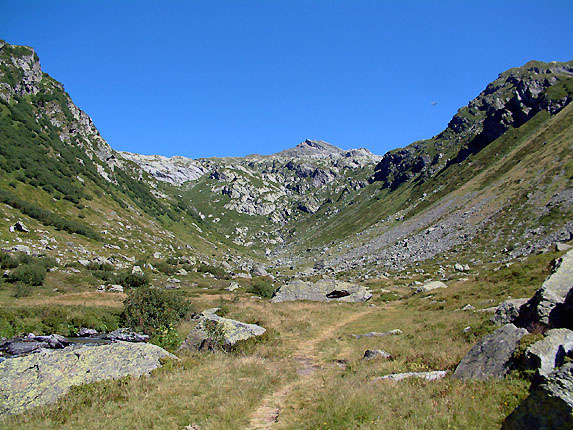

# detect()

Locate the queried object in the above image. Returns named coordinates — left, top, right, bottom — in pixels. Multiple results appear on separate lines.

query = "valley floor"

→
left=2, top=250, right=561, bottom=429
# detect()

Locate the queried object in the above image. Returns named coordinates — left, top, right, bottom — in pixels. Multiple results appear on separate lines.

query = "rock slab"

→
left=502, top=363, right=573, bottom=430
left=271, top=279, right=371, bottom=303
left=452, top=324, right=528, bottom=380
left=525, top=328, right=573, bottom=377
left=0, top=341, right=175, bottom=417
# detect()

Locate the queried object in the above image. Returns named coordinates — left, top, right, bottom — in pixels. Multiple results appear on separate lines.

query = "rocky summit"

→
left=0, top=37, right=572, bottom=429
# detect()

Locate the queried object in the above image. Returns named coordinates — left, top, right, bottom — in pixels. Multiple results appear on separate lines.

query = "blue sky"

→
left=1, top=1, right=572, bottom=158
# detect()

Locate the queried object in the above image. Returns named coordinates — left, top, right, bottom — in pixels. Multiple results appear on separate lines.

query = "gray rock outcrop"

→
left=502, top=363, right=573, bottom=430
left=516, top=249, right=573, bottom=330
left=270, top=279, right=372, bottom=303
left=452, top=324, right=528, bottom=380
left=0, top=341, right=175, bottom=417
left=491, top=298, right=528, bottom=325
left=524, top=328, right=573, bottom=377
left=414, top=280, right=447, bottom=294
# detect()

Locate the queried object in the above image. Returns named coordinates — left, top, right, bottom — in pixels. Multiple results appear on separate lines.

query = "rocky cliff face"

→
left=370, top=61, right=573, bottom=190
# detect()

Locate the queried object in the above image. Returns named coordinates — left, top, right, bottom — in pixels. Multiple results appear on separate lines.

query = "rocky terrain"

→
left=0, top=39, right=572, bottom=429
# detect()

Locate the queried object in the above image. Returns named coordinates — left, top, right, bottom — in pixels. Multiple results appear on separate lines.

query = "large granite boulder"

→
left=0, top=341, right=175, bottom=417
left=502, top=363, right=573, bottom=430
left=179, top=312, right=266, bottom=352
left=270, top=279, right=372, bottom=303
left=525, top=328, right=573, bottom=377
left=452, top=324, right=528, bottom=380
left=516, top=249, right=573, bottom=330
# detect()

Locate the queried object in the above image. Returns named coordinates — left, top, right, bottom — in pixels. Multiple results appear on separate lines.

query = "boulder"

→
left=555, top=243, right=573, bottom=252
left=105, top=328, right=149, bottom=343
left=525, top=328, right=573, bottom=377
left=0, top=341, right=175, bottom=417
left=179, top=313, right=266, bottom=352
left=10, top=245, right=30, bottom=254
left=414, top=280, right=447, bottom=294
left=77, top=327, right=98, bottom=337
left=270, top=279, right=372, bottom=303
left=374, top=371, right=447, bottom=382
left=491, top=298, right=529, bottom=325
left=131, top=265, right=144, bottom=276
left=107, top=284, right=124, bottom=293
left=452, top=323, right=528, bottom=380
left=251, top=264, right=269, bottom=277
left=363, top=349, right=392, bottom=360
left=516, top=249, right=573, bottom=330
left=502, top=363, right=573, bottom=430
left=13, top=221, right=29, bottom=232
left=226, top=282, right=240, bottom=292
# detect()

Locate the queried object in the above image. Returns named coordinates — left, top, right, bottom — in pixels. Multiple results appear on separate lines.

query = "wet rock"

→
left=374, top=371, right=447, bottom=381
left=270, top=279, right=371, bottom=303
left=105, top=328, right=149, bottom=343
left=452, top=323, right=528, bottom=380
left=516, top=249, right=573, bottom=330
left=502, top=363, right=573, bottom=430
left=525, top=328, right=573, bottom=377
left=0, top=341, right=175, bottom=417
left=77, top=328, right=98, bottom=337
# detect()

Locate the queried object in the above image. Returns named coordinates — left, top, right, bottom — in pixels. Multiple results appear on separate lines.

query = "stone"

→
left=13, top=221, right=29, bottom=232
left=452, top=323, right=528, bottom=380
left=0, top=341, right=175, bottom=417
left=363, top=349, right=392, bottom=360
left=131, top=265, right=144, bottom=276
left=525, top=328, right=573, bottom=376
left=491, top=298, right=529, bottom=325
left=374, top=371, right=447, bottom=381
left=179, top=312, right=266, bottom=352
left=414, top=281, right=447, bottom=294
left=461, top=304, right=475, bottom=311
left=105, top=328, right=149, bottom=343
left=10, top=245, right=30, bottom=254
left=454, top=263, right=466, bottom=272
left=107, top=284, right=124, bottom=293
left=555, top=243, right=573, bottom=252
left=516, top=249, right=573, bottom=330
left=270, top=279, right=372, bottom=303
left=176, top=268, right=188, bottom=276
left=77, top=327, right=98, bottom=337
left=502, top=363, right=573, bottom=430
left=251, top=264, right=269, bottom=277
left=226, top=282, right=240, bottom=292
left=352, top=329, right=402, bottom=339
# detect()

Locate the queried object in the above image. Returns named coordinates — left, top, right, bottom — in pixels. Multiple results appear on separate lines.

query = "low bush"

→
left=197, top=263, right=228, bottom=279
left=121, top=286, right=192, bottom=335
left=8, top=263, right=47, bottom=286
left=247, top=278, right=276, bottom=299
left=114, top=270, right=149, bottom=289
left=154, top=261, right=177, bottom=276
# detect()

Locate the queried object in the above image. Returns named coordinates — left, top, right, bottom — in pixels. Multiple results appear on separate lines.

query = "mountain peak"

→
left=274, top=139, right=344, bottom=158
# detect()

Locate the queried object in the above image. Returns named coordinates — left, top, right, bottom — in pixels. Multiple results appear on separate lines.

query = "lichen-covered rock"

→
left=525, top=328, right=573, bottom=376
left=270, top=279, right=371, bottom=303
left=452, top=324, right=528, bottom=380
left=363, top=349, right=392, bottom=360
left=179, top=313, right=266, bottom=352
left=516, top=249, right=573, bottom=330
left=0, top=341, right=175, bottom=417
left=374, top=371, right=447, bottom=381
left=414, top=281, right=447, bottom=294
left=502, top=363, right=573, bottom=430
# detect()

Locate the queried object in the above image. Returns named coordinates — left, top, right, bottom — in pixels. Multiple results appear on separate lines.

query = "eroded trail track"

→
left=246, top=308, right=372, bottom=429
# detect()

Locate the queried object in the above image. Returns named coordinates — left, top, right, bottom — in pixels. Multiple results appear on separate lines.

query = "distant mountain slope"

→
left=1, top=39, right=571, bottom=276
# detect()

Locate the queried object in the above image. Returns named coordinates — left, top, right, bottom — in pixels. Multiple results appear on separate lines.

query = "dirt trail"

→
left=246, top=308, right=372, bottom=429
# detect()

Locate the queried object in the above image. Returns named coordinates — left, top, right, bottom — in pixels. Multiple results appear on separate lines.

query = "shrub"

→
left=247, top=278, right=276, bottom=299
left=154, top=261, right=177, bottom=276
left=150, top=324, right=182, bottom=351
left=114, top=270, right=149, bottom=289
left=197, top=263, right=228, bottom=279
left=8, top=263, right=47, bottom=286
left=0, top=252, right=19, bottom=269
left=121, top=286, right=191, bottom=335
